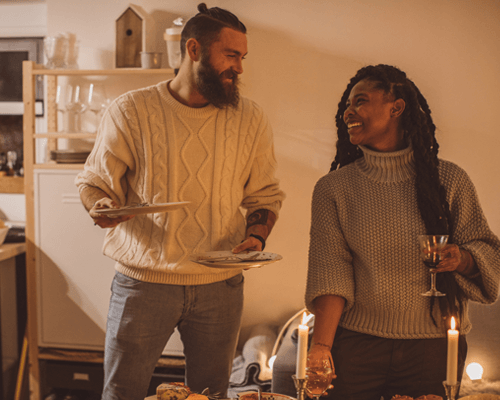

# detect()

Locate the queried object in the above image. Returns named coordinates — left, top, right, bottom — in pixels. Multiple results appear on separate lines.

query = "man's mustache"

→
left=221, top=69, right=237, bottom=81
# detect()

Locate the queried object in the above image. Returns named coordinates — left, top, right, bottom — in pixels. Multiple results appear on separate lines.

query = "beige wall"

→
left=42, top=0, right=500, bottom=341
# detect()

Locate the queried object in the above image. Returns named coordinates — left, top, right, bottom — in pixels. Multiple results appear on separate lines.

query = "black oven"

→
left=0, top=37, right=44, bottom=114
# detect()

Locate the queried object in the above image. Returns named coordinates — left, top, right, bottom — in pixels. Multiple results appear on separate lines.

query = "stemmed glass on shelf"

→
left=418, top=234, right=449, bottom=297
left=56, top=84, right=70, bottom=132
left=305, top=355, right=334, bottom=400
left=67, top=84, right=89, bottom=133
left=87, top=83, right=110, bottom=133
left=56, top=83, right=87, bottom=132
left=56, top=83, right=88, bottom=134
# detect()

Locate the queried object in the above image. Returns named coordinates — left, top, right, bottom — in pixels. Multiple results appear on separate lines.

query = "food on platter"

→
left=418, top=396, right=443, bottom=400
left=156, top=383, right=211, bottom=400
left=238, top=392, right=296, bottom=400
left=391, top=395, right=443, bottom=400
left=187, top=395, right=209, bottom=400
left=157, top=383, right=190, bottom=400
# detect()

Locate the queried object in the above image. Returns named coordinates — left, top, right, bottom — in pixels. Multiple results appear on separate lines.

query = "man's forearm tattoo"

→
left=247, top=209, right=269, bottom=227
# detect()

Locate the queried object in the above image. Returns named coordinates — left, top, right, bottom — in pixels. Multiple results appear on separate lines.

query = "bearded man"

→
left=75, top=4, right=285, bottom=400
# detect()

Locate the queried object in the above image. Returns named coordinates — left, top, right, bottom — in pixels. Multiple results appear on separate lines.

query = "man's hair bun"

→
left=197, top=3, right=208, bottom=13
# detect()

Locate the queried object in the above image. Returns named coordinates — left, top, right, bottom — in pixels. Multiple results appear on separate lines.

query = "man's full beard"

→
left=196, top=55, right=240, bottom=109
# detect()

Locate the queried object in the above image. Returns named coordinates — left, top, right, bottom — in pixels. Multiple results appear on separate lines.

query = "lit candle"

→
left=446, top=316, right=459, bottom=385
left=296, top=312, right=309, bottom=379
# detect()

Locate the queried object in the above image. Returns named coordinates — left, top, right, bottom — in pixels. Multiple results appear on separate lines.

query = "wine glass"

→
left=64, top=33, right=80, bottom=69
left=44, top=35, right=68, bottom=69
left=305, top=356, right=334, bottom=400
left=65, top=84, right=88, bottom=132
left=88, top=83, right=110, bottom=132
left=418, top=235, right=449, bottom=297
left=56, top=84, right=74, bottom=132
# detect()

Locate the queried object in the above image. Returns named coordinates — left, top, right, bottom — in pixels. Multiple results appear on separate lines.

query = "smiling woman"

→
left=344, top=79, right=406, bottom=152
left=304, top=64, right=500, bottom=400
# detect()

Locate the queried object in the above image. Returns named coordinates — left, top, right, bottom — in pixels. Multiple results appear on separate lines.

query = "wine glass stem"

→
left=430, top=270, right=438, bottom=290
left=75, top=112, right=82, bottom=132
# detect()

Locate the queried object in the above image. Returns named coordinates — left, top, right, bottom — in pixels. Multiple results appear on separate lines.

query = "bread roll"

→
left=391, top=395, right=443, bottom=400
left=157, top=383, right=190, bottom=400
left=187, top=394, right=209, bottom=400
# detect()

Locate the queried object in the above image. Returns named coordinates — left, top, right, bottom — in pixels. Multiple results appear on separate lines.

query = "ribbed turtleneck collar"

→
left=355, top=145, right=416, bottom=183
left=157, top=80, right=219, bottom=119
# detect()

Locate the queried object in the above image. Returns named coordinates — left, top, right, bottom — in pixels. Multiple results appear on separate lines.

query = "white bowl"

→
left=0, top=227, right=8, bottom=246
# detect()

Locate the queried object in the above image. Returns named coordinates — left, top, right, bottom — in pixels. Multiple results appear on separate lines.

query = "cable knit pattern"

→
left=305, top=145, right=500, bottom=339
left=75, top=80, right=285, bottom=285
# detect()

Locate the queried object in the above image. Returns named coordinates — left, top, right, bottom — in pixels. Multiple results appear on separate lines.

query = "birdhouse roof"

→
left=117, top=4, right=146, bottom=21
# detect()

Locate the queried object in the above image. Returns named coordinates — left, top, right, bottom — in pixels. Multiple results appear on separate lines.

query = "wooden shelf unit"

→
left=22, top=61, right=175, bottom=400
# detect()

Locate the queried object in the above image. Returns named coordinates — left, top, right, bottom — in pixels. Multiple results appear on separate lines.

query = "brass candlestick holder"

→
left=292, top=374, right=307, bottom=400
left=442, top=381, right=460, bottom=400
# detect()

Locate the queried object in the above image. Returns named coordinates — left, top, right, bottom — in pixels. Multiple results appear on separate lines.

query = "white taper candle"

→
left=446, top=316, right=459, bottom=385
left=296, top=312, right=309, bottom=379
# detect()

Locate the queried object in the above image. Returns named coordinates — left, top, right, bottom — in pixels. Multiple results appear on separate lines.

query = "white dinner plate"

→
left=94, top=202, right=190, bottom=216
left=190, top=250, right=283, bottom=269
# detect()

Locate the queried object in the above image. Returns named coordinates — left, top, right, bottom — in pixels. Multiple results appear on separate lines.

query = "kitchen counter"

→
left=0, top=176, right=24, bottom=194
left=0, top=241, right=25, bottom=398
left=0, top=242, right=25, bottom=262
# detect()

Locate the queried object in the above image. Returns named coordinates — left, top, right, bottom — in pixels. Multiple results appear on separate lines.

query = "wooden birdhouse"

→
left=115, top=4, right=148, bottom=68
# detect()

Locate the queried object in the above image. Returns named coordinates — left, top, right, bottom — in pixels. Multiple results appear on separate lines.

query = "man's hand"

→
left=231, top=209, right=276, bottom=254
left=90, top=197, right=134, bottom=228
left=232, top=236, right=263, bottom=253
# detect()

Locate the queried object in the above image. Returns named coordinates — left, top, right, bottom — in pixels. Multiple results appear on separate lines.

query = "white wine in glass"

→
left=306, top=357, right=334, bottom=399
left=418, top=234, right=448, bottom=297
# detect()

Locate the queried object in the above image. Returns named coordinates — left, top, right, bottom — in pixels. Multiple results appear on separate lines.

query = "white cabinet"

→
left=34, top=169, right=183, bottom=355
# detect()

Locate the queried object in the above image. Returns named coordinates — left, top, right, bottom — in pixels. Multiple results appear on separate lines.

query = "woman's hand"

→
left=437, top=244, right=478, bottom=277
left=436, top=244, right=462, bottom=272
left=306, top=343, right=336, bottom=396
left=90, top=197, right=134, bottom=228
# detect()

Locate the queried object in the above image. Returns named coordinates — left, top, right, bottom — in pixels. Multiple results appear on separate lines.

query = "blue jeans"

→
left=102, top=272, right=244, bottom=400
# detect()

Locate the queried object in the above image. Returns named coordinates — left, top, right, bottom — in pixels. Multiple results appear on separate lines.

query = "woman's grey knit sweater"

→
left=305, top=145, right=500, bottom=339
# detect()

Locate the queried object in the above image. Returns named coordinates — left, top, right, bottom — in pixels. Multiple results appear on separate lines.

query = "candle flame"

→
left=300, top=311, right=314, bottom=326
left=450, top=316, right=456, bottom=330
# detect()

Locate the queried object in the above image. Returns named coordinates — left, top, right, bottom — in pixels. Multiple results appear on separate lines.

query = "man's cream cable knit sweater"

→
left=75, top=81, right=285, bottom=285
left=306, top=145, right=500, bottom=339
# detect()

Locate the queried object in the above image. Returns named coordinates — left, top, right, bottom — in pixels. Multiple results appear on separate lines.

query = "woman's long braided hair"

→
left=330, top=64, right=464, bottom=330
